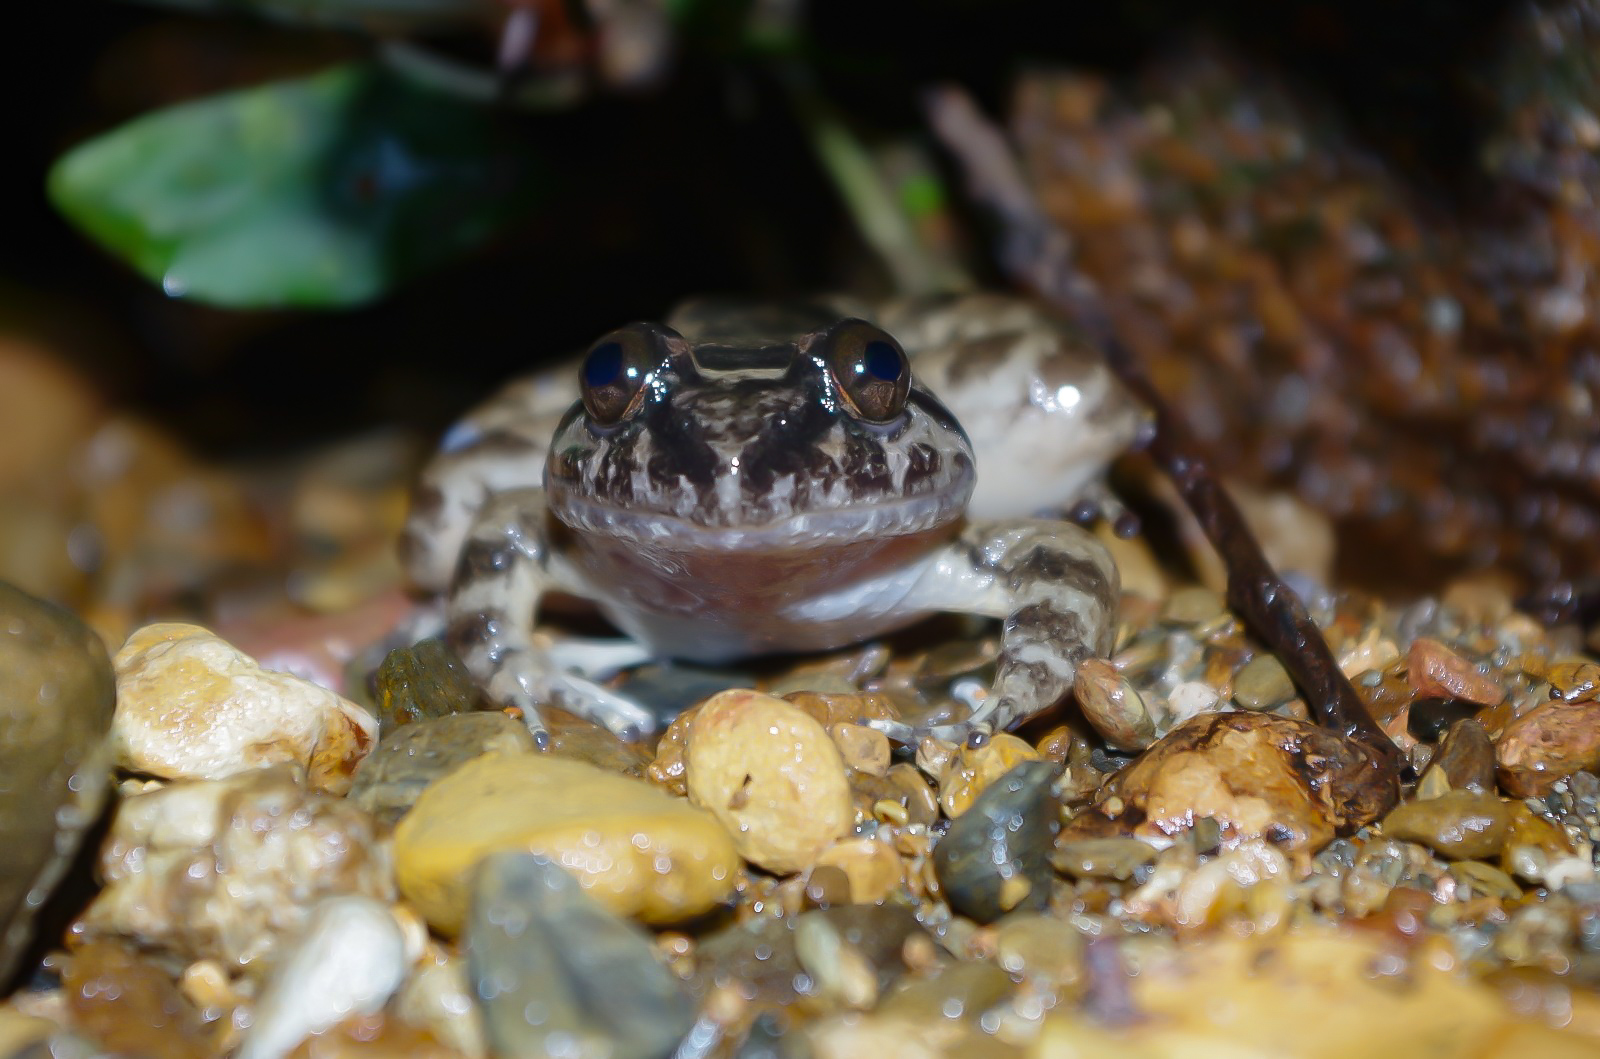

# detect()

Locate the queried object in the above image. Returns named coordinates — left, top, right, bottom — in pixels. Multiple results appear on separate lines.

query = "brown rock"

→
left=63, top=940, right=214, bottom=1059
left=347, top=711, right=537, bottom=825
left=1382, top=789, right=1511, bottom=861
left=1496, top=697, right=1600, bottom=797
left=685, top=690, right=854, bottom=874
left=1407, top=637, right=1505, bottom=708
left=812, top=838, right=904, bottom=904
left=1063, top=712, right=1396, bottom=853
left=1419, top=718, right=1496, bottom=793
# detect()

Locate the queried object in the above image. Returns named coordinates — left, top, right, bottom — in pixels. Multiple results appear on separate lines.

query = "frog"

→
left=400, top=293, right=1148, bottom=746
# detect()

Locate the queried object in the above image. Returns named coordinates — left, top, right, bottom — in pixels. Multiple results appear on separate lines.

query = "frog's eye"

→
left=819, top=320, right=910, bottom=424
left=579, top=323, right=672, bottom=425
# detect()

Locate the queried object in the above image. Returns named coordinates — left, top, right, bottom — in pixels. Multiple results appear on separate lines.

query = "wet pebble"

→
left=61, top=940, right=212, bottom=1059
left=1072, top=658, right=1154, bottom=751
left=995, top=913, right=1085, bottom=989
left=1418, top=718, right=1496, bottom=793
left=811, top=838, right=903, bottom=905
left=236, top=896, right=407, bottom=1059
left=112, top=623, right=377, bottom=794
left=1407, top=637, right=1505, bottom=708
left=466, top=852, right=693, bottom=1059
left=347, top=711, right=536, bottom=825
left=684, top=690, right=854, bottom=875
left=934, top=760, right=1060, bottom=923
left=1382, top=789, right=1511, bottom=861
left=794, top=905, right=927, bottom=1011
left=1233, top=654, right=1295, bottom=710
left=938, top=732, right=1041, bottom=817
left=0, top=582, right=116, bottom=983
left=394, top=751, right=738, bottom=933
left=372, top=638, right=483, bottom=729
left=875, top=959, right=1014, bottom=1024
left=77, top=767, right=394, bottom=972
left=1496, top=696, right=1600, bottom=797
left=1050, top=838, right=1158, bottom=881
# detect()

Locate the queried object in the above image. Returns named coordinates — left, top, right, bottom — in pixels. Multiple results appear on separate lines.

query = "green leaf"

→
left=48, top=63, right=546, bottom=309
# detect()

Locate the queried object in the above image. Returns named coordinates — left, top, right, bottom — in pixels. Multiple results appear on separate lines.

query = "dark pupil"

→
left=584, top=342, right=625, bottom=389
left=862, top=340, right=901, bottom=381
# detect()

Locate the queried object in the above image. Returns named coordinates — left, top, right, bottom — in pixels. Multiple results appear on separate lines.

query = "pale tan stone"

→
left=685, top=689, right=854, bottom=874
left=112, top=623, right=376, bottom=794
left=813, top=838, right=904, bottom=904
left=830, top=722, right=890, bottom=776
left=394, top=752, right=738, bottom=934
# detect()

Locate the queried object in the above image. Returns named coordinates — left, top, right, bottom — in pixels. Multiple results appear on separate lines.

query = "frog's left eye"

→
left=819, top=319, right=910, bottom=423
left=579, top=323, right=672, bottom=425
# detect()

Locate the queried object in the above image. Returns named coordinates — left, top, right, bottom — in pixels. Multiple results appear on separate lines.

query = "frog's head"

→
left=546, top=317, right=975, bottom=550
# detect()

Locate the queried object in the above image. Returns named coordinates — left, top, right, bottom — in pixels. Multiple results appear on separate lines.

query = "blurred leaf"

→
left=49, top=63, right=547, bottom=309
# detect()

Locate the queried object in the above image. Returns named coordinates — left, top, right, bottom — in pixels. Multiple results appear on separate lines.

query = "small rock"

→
left=1382, top=789, right=1511, bottom=861
left=372, top=638, right=483, bottom=729
left=467, top=853, right=693, bottom=1059
left=1451, top=860, right=1521, bottom=901
left=0, top=582, right=116, bottom=984
left=395, top=752, right=738, bottom=933
left=685, top=690, right=854, bottom=875
left=875, top=960, right=1014, bottom=1024
left=938, top=732, right=1041, bottom=818
left=1547, top=660, right=1600, bottom=703
left=1419, top=718, right=1495, bottom=793
left=1162, top=586, right=1225, bottom=626
left=690, top=917, right=808, bottom=1011
left=793, top=905, right=926, bottom=1011
left=235, top=896, right=407, bottom=1059
left=62, top=940, right=212, bottom=1059
left=995, top=913, right=1085, bottom=988
left=392, top=949, right=486, bottom=1059
left=1497, top=697, right=1600, bottom=797
left=1063, top=712, right=1394, bottom=853
left=1073, top=658, right=1154, bottom=751
left=1406, top=637, right=1505, bottom=708
left=112, top=623, right=377, bottom=794
left=830, top=723, right=890, bottom=777
left=348, top=711, right=537, bottom=825
left=542, top=705, right=653, bottom=775
left=1050, top=838, right=1158, bottom=881
left=1233, top=654, right=1295, bottom=711
left=77, top=767, right=394, bottom=972
left=934, top=761, right=1060, bottom=923
left=812, top=838, right=904, bottom=904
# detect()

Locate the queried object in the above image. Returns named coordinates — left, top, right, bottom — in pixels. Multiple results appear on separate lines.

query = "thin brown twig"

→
left=923, top=85, right=1402, bottom=799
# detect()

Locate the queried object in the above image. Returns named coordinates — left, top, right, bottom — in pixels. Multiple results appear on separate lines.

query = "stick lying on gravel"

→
left=924, top=84, right=1402, bottom=810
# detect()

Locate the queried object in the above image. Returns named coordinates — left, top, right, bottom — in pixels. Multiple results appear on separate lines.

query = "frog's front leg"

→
left=447, top=487, right=656, bottom=746
left=869, top=519, right=1118, bottom=742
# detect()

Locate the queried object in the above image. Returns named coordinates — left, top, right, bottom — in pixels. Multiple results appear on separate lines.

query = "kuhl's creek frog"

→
left=401, top=294, right=1147, bottom=745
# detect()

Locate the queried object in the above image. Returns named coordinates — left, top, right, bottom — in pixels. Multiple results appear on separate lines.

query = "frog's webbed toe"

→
left=446, top=488, right=658, bottom=744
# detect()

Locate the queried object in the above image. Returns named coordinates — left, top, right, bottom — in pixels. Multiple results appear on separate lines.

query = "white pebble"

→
left=235, top=896, right=407, bottom=1059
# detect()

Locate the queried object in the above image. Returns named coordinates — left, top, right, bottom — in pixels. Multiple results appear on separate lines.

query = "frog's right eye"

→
left=579, top=324, right=670, bottom=425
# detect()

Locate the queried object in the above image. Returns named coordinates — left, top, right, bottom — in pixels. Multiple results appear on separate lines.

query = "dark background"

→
left=8, top=0, right=1515, bottom=457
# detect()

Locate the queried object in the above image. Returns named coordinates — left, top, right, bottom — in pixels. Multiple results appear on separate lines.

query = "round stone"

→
left=394, top=752, right=739, bottom=934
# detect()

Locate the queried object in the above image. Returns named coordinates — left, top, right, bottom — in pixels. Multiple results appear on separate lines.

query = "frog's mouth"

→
left=546, top=482, right=972, bottom=552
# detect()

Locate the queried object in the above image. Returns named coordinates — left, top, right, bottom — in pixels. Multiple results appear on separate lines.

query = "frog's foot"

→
left=879, top=519, right=1120, bottom=743
left=865, top=715, right=994, bottom=749
left=448, top=487, right=658, bottom=746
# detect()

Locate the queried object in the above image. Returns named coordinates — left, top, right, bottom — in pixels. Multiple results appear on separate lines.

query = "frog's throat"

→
left=546, top=484, right=971, bottom=552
